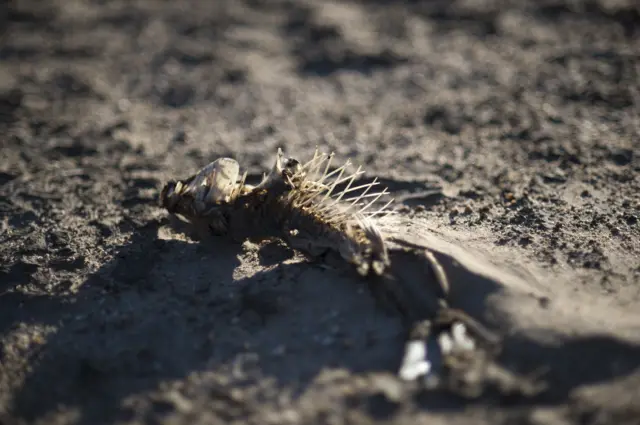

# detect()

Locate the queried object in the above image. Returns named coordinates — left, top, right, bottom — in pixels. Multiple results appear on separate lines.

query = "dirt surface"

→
left=1, top=0, right=640, bottom=424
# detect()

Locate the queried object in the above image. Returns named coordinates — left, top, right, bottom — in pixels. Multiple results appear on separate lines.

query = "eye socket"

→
left=284, top=158, right=300, bottom=169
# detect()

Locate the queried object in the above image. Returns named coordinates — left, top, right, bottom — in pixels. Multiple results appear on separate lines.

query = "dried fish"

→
left=159, top=149, right=544, bottom=399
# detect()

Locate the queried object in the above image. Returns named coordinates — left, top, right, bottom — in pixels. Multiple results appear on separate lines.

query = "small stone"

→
left=538, top=296, right=551, bottom=309
left=172, top=128, right=187, bottom=144
left=117, top=98, right=131, bottom=112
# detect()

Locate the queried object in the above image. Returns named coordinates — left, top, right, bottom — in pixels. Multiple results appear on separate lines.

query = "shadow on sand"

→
left=4, top=218, right=405, bottom=423
left=2, top=217, right=639, bottom=423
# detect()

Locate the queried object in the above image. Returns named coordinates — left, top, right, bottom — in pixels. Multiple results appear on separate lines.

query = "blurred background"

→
left=3, top=0, right=637, bottom=182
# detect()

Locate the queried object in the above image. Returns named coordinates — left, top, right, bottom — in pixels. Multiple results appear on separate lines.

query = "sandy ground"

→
left=1, top=0, right=640, bottom=424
